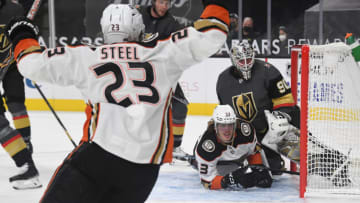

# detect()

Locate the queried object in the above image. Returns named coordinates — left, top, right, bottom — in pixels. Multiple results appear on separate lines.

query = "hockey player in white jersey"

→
left=6, top=1, right=230, bottom=202
left=194, top=105, right=272, bottom=190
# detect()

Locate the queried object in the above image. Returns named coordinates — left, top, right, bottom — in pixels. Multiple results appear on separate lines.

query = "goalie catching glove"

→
left=6, top=16, right=39, bottom=48
left=263, top=110, right=291, bottom=144
left=221, top=165, right=272, bottom=189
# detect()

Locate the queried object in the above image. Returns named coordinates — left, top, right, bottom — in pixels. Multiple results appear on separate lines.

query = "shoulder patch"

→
left=202, top=139, right=215, bottom=153
left=240, top=122, right=251, bottom=136
left=143, top=32, right=159, bottom=43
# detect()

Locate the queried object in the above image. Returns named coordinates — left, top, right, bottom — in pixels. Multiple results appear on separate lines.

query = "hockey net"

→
left=291, top=43, right=360, bottom=198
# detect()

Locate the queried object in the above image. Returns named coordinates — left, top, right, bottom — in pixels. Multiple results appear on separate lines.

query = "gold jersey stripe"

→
left=272, top=93, right=294, bottom=107
left=17, top=45, right=42, bottom=60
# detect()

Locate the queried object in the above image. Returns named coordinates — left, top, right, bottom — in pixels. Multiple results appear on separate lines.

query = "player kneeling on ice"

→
left=193, top=105, right=272, bottom=190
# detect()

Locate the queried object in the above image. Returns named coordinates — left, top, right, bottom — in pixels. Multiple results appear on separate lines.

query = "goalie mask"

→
left=101, top=4, right=145, bottom=44
left=230, top=41, right=255, bottom=80
left=212, top=105, right=237, bottom=144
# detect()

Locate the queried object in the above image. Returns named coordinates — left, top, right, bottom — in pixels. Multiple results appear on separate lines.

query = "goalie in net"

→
left=216, top=41, right=352, bottom=191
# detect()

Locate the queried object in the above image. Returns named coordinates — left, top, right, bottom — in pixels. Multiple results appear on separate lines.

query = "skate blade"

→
left=11, top=177, right=43, bottom=190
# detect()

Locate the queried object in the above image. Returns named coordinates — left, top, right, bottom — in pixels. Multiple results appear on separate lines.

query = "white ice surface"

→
left=0, top=111, right=359, bottom=203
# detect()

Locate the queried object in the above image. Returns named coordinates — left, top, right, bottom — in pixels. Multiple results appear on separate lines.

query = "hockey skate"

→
left=173, top=146, right=187, bottom=158
left=9, top=162, right=42, bottom=190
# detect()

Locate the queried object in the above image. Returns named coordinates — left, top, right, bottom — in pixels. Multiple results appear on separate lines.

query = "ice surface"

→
left=0, top=112, right=358, bottom=203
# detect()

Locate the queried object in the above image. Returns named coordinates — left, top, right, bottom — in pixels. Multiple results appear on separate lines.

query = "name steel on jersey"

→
left=101, top=45, right=139, bottom=60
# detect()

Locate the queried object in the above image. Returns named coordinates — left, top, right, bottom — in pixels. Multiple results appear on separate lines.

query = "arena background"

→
left=1, top=0, right=359, bottom=115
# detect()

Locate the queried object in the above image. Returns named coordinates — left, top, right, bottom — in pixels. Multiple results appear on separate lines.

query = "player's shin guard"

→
left=171, top=95, right=188, bottom=148
left=0, top=125, right=41, bottom=189
left=0, top=115, right=30, bottom=166
left=8, top=103, right=32, bottom=154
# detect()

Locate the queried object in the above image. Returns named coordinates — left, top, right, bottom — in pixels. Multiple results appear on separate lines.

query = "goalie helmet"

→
left=100, top=4, right=145, bottom=44
left=212, top=105, right=236, bottom=143
left=230, top=41, right=255, bottom=80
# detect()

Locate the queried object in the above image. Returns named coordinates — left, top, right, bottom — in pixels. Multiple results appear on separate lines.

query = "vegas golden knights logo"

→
left=0, top=30, right=13, bottom=69
left=0, top=26, right=11, bottom=52
left=232, top=92, right=258, bottom=122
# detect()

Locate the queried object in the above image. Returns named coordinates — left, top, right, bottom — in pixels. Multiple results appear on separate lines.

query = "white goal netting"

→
left=303, top=42, right=360, bottom=197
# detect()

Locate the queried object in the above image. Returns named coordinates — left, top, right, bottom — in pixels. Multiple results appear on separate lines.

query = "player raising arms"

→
left=6, top=0, right=230, bottom=202
left=194, top=105, right=272, bottom=190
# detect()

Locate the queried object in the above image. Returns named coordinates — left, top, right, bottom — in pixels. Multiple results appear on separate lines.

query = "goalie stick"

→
left=173, top=152, right=300, bottom=175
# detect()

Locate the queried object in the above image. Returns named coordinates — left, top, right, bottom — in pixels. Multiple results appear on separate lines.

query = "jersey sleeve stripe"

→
left=272, top=93, right=295, bottom=109
left=194, top=19, right=228, bottom=34
left=200, top=5, right=229, bottom=26
left=14, top=38, right=41, bottom=61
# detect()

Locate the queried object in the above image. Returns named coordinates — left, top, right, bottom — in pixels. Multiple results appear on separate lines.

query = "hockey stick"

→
left=26, top=0, right=42, bottom=20
left=173, top=153, right=300, bottom=175
left=20, top=0, right=77, bottom=148
left=34, top=83, right=78, bottom=148
left=328, top=148, right=352, bottom=184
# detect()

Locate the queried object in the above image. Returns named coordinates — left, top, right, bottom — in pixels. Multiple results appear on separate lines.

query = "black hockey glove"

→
left=221, top=166, right=256, bottom=189
left=6, top=16, right=39, bottom=47
left=221, top=165, right=273, bottom=189
left=202, top=0, right=231, bottom=11
left=249, top=165, right=273, bottom=188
